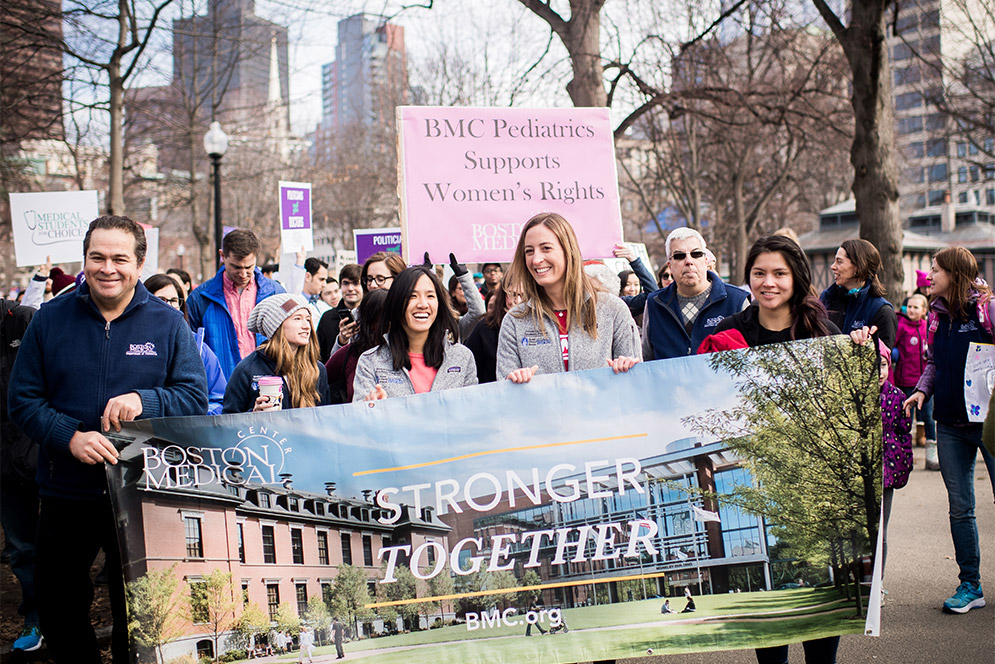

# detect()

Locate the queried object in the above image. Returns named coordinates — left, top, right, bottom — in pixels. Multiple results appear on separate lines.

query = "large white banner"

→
left=9, top=190, right=99, bottom=266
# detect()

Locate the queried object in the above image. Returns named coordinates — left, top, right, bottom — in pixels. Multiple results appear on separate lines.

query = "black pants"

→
left=755, top=636, right=840, bottom=664
left=36, top=495, right=128, bottom=664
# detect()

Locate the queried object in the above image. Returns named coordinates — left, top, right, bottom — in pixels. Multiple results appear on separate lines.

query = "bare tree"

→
left=58, top=0, right=178, bottom=214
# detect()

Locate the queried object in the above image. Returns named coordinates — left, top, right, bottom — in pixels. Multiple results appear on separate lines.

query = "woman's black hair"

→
left=351, top=289, right=388, bottom=356
left=617, top=269, right=636, bottom=296
left=144, top=274, right=187, bottom=319
left=382, top=266, right=459, bottom=370
left=744, top=235, right=832, bottom=340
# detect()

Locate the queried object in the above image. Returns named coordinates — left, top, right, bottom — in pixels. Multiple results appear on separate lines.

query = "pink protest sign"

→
left=397, top=107, right=623, bottom=264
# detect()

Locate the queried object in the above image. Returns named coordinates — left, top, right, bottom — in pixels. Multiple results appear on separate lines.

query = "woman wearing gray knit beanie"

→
left=222, top=293, right=331, bottom=412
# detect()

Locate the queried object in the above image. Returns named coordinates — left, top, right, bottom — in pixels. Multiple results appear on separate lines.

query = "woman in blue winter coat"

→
left=820, top=238, right=897, bottom=349
left=903, top=246, right=995, bottom=615
left=224, top=294, right=330, bottom=413
left=145, top=274, right=226, bottom=415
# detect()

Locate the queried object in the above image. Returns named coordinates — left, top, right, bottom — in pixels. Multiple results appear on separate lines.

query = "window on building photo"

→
left=262, top=525, right=276, bottom=564
left=237, top=523, right=245, bottom=563
left=363, top=534, right=374, bottom=567
left=341, top=532, right=353, bottom=565
left=959, top=166, right=968, bottom=183
left=267, top=584, right=280, bottom=621
left=291, top=528, right=304, bottom=565
left=296, top=584, right=308, bottom=616
left=317, top=531, right=329, bottom=565
left=185, top=516, right=203, bottom=558
left=928, top=189, right=946, bottom=206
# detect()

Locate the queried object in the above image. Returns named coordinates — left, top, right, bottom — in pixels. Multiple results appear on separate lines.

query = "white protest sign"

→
left=964, top=342, right=995, bottom=422
left=140, top=227, right=159, bottom=280
left=9, top=190, right=99, bottom=266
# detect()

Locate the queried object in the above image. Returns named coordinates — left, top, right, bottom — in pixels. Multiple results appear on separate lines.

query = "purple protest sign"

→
left=278, top=181, right=313, bottom=252
left=354, top=227, right=403, bottom=265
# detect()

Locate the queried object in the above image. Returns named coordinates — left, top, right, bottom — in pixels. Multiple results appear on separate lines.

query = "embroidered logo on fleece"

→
left=126, top=342, right=157, bottom=356
left=374, top=369, right=405, bottom=385
left=705, top=316, right=724, bottom=328
left=447, top=366, right=461, bottom=373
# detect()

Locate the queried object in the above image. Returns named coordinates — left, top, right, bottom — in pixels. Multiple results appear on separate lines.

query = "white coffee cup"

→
left=257, top=376, right=283, bottom=410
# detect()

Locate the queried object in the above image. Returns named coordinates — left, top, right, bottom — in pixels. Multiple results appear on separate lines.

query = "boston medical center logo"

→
left=140, top=425, right=292, bottom=490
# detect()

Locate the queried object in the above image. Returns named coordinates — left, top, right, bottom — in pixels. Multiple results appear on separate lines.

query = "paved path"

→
left=631, top=447, right=995, bottom=663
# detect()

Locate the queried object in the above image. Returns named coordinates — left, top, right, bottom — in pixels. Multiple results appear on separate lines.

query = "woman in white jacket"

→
left=354, top=266, right=477, bottom=400
left=497, top=212, right=641, bottom=383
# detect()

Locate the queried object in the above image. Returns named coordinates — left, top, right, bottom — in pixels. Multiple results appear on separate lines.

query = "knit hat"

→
left=877, top=338, right=892, bottom=366
left=248, top=294, right=310, bottom=339
left=50, top=267, right=77, bottom=296
left=916, top=269, right=930, bottom=290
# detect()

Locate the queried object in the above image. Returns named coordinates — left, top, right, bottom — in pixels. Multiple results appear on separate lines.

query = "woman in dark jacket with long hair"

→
left=325, top=289, right=387, bottom=403
left=702, top=235, right=842, bottom=664
left=463, top=276, right=523, bottom=383
left=820, top=238, right=897, bottom=348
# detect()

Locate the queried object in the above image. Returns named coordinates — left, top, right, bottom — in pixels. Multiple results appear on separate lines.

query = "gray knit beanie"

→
left=248, top=294, right=310, bottom=339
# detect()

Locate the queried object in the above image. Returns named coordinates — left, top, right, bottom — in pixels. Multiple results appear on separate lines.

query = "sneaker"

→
left=925, top=440, right=940, bottom=471
left=12, top=626, right=43, bottom=652
left=943, top=582, right=986, bottom=614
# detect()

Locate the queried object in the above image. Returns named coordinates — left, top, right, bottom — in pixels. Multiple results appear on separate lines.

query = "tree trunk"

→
left=563, top=1, right=607, bottom=107
left=108, top=58, right=125, bottom=215
left=732, top=171, right=749, bottom=283
left=842, top=1, right=903, bottom=304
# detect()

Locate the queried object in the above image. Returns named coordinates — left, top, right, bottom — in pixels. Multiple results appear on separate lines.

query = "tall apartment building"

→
left=317, top=14, right=408, bottom=142
left=127, top=0, right=291, bottom=172
left=890, top=0, right=995, bottom=228
left=171, top=0, right=290, bottom=130
left=0, top=0, right=64, bottom=144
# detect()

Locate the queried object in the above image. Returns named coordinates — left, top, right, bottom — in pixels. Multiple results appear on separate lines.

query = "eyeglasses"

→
left=157, top=296, right=181, bottom=306
left=364, top=275, right=394, bottom=286
left=484, top=267, right=502, bottom=274
left=670, top=250, right=706, bottom=262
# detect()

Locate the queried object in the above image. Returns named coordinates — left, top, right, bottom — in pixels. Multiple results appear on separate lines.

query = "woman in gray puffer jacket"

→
left=496, top=212, right=641, bottom=383
left=354, top=266, right=477, bottom=400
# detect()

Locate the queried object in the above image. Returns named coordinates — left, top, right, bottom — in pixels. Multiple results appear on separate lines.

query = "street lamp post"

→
left=203, top=121, right=229, bottom=270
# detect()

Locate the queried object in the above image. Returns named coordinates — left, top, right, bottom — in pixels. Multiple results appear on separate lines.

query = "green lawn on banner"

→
left=265, top=588, right=866, bottom=663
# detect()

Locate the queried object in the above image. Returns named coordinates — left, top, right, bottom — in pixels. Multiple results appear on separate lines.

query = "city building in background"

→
left=890, top=0, right=994, bottom=223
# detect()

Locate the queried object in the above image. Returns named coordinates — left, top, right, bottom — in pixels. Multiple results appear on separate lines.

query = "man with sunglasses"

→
left=642, top=228, right=749, bottom=360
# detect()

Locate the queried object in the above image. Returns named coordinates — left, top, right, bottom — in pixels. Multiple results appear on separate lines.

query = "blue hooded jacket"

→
left=643, top=272, right=750, bottom=360
left=186, top=267, right=285, bottom=379
left=7, top=281, right=208, bottom=500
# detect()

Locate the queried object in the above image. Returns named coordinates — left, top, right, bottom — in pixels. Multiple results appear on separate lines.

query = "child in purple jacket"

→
left=894, top=293, right=937, bottom=469
left=880, top=339, right=913, bottom=575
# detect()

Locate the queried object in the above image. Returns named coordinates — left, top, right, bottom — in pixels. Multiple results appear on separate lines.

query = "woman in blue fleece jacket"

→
left=223, top=294, right=330, bottom=413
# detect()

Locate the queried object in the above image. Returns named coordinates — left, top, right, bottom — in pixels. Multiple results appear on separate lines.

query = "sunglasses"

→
left=670, top=250, right=706, bottom=262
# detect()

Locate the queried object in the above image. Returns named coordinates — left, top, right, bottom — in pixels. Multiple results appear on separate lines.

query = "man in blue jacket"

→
left=642, top=228, right=750, bottom=360
left=186, top=229, right=285, bottom=378
left=8, top=215, right=208, bottom=664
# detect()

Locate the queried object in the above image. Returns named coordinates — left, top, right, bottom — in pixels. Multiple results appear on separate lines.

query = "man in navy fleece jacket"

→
left=8, top=216, right=207, bottom=664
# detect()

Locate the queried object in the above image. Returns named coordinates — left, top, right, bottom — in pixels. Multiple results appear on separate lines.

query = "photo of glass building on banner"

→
left=438, top=434, right=774, bottom=608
